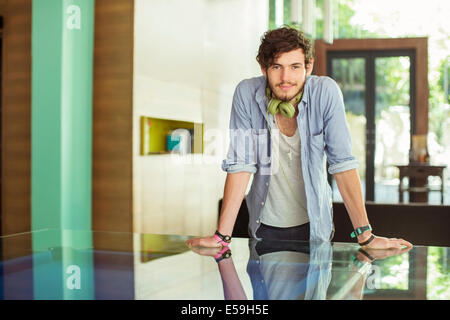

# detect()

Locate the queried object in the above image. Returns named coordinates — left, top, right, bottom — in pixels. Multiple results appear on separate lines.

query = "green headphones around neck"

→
left=266, top=86, right=303, bottom=118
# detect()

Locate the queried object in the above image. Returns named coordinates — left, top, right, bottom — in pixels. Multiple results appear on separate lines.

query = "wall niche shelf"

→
left=140, top=116, right=204, bottom=156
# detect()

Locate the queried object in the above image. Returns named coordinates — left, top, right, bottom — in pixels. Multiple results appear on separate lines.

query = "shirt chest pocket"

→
left=310, top=130, right=324, bottom=150
left=308, top=131, right=326, bottom=169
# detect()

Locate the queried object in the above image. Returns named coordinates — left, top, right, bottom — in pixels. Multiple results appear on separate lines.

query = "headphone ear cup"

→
left=278, top=102, right=296, bottom=118
left=267, top=99, right=296, bottom=118
left=267, top=99, right=280, bottom=115
left=266, top=87, right=302, bottom=118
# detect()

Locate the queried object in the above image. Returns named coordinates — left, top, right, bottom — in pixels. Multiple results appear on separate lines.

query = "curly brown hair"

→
left=256, top=26, right=314, bottom=70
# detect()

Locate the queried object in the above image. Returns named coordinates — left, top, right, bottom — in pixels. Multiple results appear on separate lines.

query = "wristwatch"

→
left=214, top=230, right=232, bottom=246
left=350, top=224, right=372, bottom=239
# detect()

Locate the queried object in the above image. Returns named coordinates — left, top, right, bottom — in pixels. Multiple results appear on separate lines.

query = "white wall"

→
left=133, top=0, right=268, bottom=236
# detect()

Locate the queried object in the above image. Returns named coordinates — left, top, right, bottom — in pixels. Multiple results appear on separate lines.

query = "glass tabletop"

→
left=0, top=229, right=448, bottom=300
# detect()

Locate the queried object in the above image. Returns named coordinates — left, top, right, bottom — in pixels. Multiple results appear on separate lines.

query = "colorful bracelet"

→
left=214, top=247, right=232, bottom=263
left=214, top=230, right=232, bottom=246
left=213, top=234, right=229, bottom=247
left=351, top=248, right=375, bottom=267
left=358, top=234, right=375, bottom=247
left=358, top=248, right=375, bottom=262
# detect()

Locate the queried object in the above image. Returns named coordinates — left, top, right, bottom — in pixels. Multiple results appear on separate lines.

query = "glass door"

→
left=328, top=56, right=367, bottom=201
left=327, top=50, right=415, bottom=203
left=374, top=55, right=412, bottom=202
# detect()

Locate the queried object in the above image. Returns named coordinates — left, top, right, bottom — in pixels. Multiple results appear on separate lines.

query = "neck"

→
left=289, top=97, right=300, bottom=108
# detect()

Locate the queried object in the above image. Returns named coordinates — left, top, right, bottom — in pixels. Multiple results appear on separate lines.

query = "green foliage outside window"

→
left=268, top=0, right=449, bottom=149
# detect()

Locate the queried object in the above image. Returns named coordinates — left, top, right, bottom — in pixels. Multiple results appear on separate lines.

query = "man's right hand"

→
left=186, top=171, right=250, bottom=249
left=186, top=236, right=223, bottom=248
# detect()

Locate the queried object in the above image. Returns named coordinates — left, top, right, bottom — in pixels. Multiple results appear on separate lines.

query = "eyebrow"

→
left=272, top=62, right=304, bottom=67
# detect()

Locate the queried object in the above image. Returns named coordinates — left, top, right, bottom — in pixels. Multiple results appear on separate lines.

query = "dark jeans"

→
left=255, top=223, right=310, bottom=242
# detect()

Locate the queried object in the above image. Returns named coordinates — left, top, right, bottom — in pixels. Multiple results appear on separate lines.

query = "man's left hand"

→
left=359, top=233, right=413, bottom=250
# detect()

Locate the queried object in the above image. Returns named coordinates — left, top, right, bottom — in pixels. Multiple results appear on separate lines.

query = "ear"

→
left=260, top=66, right=267, bottom=78
left=306, top=58, right=314, bottom=76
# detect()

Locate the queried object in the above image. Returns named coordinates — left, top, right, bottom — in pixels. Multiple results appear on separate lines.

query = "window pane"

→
left=331, top=57, right=366, bottom=201
left=374, top=56, right=411, bottom=203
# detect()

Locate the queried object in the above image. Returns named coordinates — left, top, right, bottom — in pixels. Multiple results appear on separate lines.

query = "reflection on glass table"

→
left=0, top=229, right=448, bottom=300
left=189, top=239, right=416, bottom=300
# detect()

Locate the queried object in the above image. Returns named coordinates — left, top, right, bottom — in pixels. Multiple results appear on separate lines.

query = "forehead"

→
left=273, top=48, right=305, bottom=65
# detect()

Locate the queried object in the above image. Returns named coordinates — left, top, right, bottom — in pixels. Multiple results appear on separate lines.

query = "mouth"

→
left=278, top=84, right=295, bottom=91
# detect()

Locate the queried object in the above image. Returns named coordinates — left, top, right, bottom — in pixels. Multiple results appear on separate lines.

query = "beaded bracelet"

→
left=214, top=247, right=232, bottom=263
left=214, top=230, right=232, bottom=246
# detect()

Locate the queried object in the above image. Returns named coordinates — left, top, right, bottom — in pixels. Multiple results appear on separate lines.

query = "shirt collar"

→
left=255, top=76, right=267, bottom=105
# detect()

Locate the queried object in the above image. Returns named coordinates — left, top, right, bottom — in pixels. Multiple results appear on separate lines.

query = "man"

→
left=187, top=26, right=412, bottom=249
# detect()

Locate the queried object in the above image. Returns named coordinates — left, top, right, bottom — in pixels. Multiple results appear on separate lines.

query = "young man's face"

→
left=261, top=48, right=314, bottom=103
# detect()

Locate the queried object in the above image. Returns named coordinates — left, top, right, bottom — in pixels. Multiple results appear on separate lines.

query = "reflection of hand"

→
left=187, top=243, right=223, bottom=257
left=356, top=245, right=413, bottom=263
left=359, top=233, right=413, bottom=250
left=186, top=236, right=223, bottom=248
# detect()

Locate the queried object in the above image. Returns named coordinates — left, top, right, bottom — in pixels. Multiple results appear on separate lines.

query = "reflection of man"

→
left=187, top=239, right=412, bottom=300
left=187, top=26, right=412, bottom=249
left=247, top=241, right=332, bottom=300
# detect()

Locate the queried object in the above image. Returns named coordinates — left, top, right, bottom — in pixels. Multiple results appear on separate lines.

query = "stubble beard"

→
left=269, top=81, right=302, bottom=103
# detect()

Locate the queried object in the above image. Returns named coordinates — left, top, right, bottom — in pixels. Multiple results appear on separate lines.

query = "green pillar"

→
left=31, top=0, right=95, bottom=299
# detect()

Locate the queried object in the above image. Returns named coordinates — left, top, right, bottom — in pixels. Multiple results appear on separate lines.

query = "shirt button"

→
left=266, top=182, right=269, bottom=186
left=256, top=219, right=260, bottom=224
left=261, top=202, right=264, bottom=206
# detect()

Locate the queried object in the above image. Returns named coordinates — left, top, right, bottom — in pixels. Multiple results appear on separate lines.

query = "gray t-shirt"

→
left=260, top=115, right=309, bottom=227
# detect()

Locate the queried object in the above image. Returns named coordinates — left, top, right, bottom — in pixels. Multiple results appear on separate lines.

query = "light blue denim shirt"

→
left=222, top=75, right=358, bottom=242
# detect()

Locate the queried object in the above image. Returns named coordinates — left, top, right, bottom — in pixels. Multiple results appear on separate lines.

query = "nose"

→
left=280, top=68, right=291, bottom=83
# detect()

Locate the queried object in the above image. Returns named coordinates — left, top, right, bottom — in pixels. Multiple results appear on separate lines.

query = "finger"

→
left=384, top=247, right=402, bottom=256
left=390, top=239, right=411, bottom=250
left=390, top=237, right=413, bottom=248
left=196, top=247, right=222, bottom=257
left=400, top=245, right=413, bottom=254
left=383, top=239, right=401, bottom=249
left=398, top=239, right=413, bottom=248
left=199, top=237, right=221, bottom=248
left=197, top=238, right=207, bottom=247
left=186, top=238, right=198, bottom=247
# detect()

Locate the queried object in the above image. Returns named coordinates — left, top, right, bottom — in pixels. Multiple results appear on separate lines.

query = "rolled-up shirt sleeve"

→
left=321, top=77, right=359, bottom=175
left=221, top=81, right=257, bottom=174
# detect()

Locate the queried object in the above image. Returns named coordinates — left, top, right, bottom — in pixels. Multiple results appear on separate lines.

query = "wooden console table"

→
left=395, top=164, right=446, bottom=204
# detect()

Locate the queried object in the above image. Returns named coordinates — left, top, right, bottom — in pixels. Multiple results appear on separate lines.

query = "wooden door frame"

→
left=314, top=38, right=429, bottom=136
left=1, top=0, right=32, bottom=238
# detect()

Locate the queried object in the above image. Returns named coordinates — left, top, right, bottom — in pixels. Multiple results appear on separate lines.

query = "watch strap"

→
left=350, top=224, right=372, bottom=239
left=214, top=230, right=232, bottom=243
